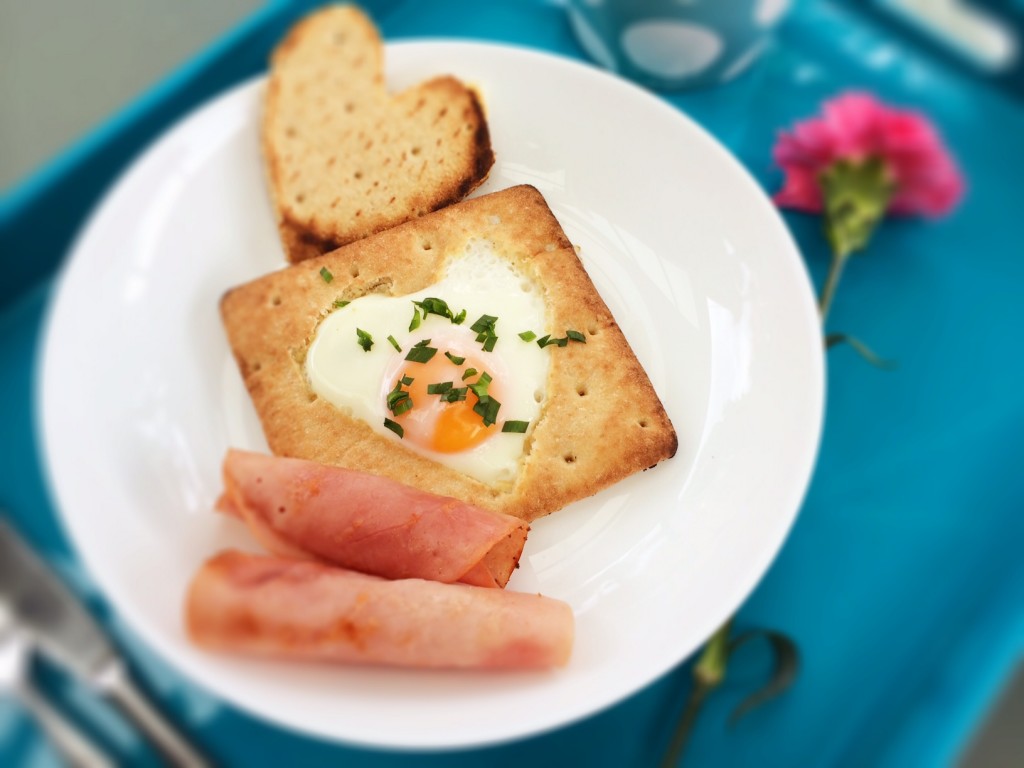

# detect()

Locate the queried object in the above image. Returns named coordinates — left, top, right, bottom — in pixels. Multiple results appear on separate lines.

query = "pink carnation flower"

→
left=773, top=92, right=964, bottom=217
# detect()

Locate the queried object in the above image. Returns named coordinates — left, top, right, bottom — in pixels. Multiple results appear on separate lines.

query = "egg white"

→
left=305, top=239, right=550, bottom=487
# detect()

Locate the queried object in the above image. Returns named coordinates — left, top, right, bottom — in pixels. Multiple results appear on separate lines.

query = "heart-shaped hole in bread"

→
left=263, top=6, right=495, bottom=263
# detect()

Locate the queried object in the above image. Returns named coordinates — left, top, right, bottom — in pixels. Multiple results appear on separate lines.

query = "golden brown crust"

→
left=221, top=186, right=677, bottom=521
left=262, top=5, right=494, bottom=263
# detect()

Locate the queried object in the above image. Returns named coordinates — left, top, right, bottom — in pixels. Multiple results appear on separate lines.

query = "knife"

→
left=1, top=601, right=116, bottom=768
left=0, top=520, right=210, bottom=767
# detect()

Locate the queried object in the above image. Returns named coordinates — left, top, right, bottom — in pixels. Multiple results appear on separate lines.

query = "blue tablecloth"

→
left=2, top=1, right=1023, bottom=765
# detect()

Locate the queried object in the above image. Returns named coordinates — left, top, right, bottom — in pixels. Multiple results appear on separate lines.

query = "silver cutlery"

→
left=0, top=520, right=210, bottom=767
left=0, top=601, right=114, bottom=767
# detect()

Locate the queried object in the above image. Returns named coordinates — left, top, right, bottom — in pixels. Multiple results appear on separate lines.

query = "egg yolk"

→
left=390, top=352, right=502, bottom=453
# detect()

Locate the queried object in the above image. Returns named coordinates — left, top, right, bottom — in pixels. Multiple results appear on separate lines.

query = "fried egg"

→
left=305, top=240, right=550, bottom=487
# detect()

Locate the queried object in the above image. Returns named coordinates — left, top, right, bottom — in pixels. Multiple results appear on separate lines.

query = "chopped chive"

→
left=537, top=334, right=568, bottom=348
left=400, top=375, right=414, bottom=386
left=320, top=267, right=333, bottom=283
left=469, top=314, right=499, bottom=351
left=387, top=335, right=402, bottom=352
left=414, top=297, right=461, bottom=322
left=518, top=330, right=537, bottom=342
left=462, top=367, right=478, bottom=381
left=387, top=378, right=413, bottom=416
left=445, top=351, right=466, bottom=365
left=441, top=386, right=468, bottom=403
left=414, top=338, right=432, bottom=347
left=356, top=328, right=373, bottom=352
left=415, top=297, right=452, bottom=318
left=383, top=418, right=404, bottom=438
left=427, top=381, right=454, bottom=395
left=473, top=396, right=501, bottom=426
left=566, top=329, right=587, bottom=343
left=502, top=420, right=529, bottom=433
left=333, top=299, right=350, bottom=308
left=405, top=344, right=437, bottom=363
left=453, top=309, right=467, bottom=325
left=470, top=315, right=498, bottom=334
left=467, top=372, right=493, bottom=402
left=409, top=306, right=422, bottom=332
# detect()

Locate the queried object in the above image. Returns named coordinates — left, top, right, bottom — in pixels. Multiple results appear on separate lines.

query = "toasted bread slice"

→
left=221, top=186, right=677, bottom=522
left=263, top=5, right=494, bottom=263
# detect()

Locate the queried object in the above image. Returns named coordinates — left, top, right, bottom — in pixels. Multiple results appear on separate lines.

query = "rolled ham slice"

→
left=186, top=550, right=574, bottom=670
left=217, top=449, right=528, bottom=588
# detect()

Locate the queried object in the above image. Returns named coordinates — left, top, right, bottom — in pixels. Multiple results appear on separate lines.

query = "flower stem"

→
left=818, top=249, right=849, bottom=324
left=661, top=681, right=710, bottom=768
left=661, top=619, right=733, bottom=768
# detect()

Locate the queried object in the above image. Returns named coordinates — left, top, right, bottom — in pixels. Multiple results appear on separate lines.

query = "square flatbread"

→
left=221, top=185, right=677, bottom=521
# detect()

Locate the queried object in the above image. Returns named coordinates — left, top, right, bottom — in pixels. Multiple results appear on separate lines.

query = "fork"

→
left=0, top=602, right=114, bottom=767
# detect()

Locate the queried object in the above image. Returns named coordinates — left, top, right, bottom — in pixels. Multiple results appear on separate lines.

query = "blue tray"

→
left=3, top=1, right=1023, bottom=765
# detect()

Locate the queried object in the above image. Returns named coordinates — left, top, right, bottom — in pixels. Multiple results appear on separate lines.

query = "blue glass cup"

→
left=566, top=0, right=792, bottom=90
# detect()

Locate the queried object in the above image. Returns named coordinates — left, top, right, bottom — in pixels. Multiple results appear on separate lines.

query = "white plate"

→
left=40, top=42, right=823, bottom=750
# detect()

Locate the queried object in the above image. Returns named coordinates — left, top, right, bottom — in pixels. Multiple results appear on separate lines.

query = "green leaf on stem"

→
left=660, top=622, right=802, bottom=767
left=726, top=629, right=801, bottom=726
left=819, top=156, right=895, bottom=260
left=825, top=333, right=897, bottom=370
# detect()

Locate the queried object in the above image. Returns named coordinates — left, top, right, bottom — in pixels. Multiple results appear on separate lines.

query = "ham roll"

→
left=217, top=449, right=528, bottom=588
left=186, top=550, right=574, bottom=669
